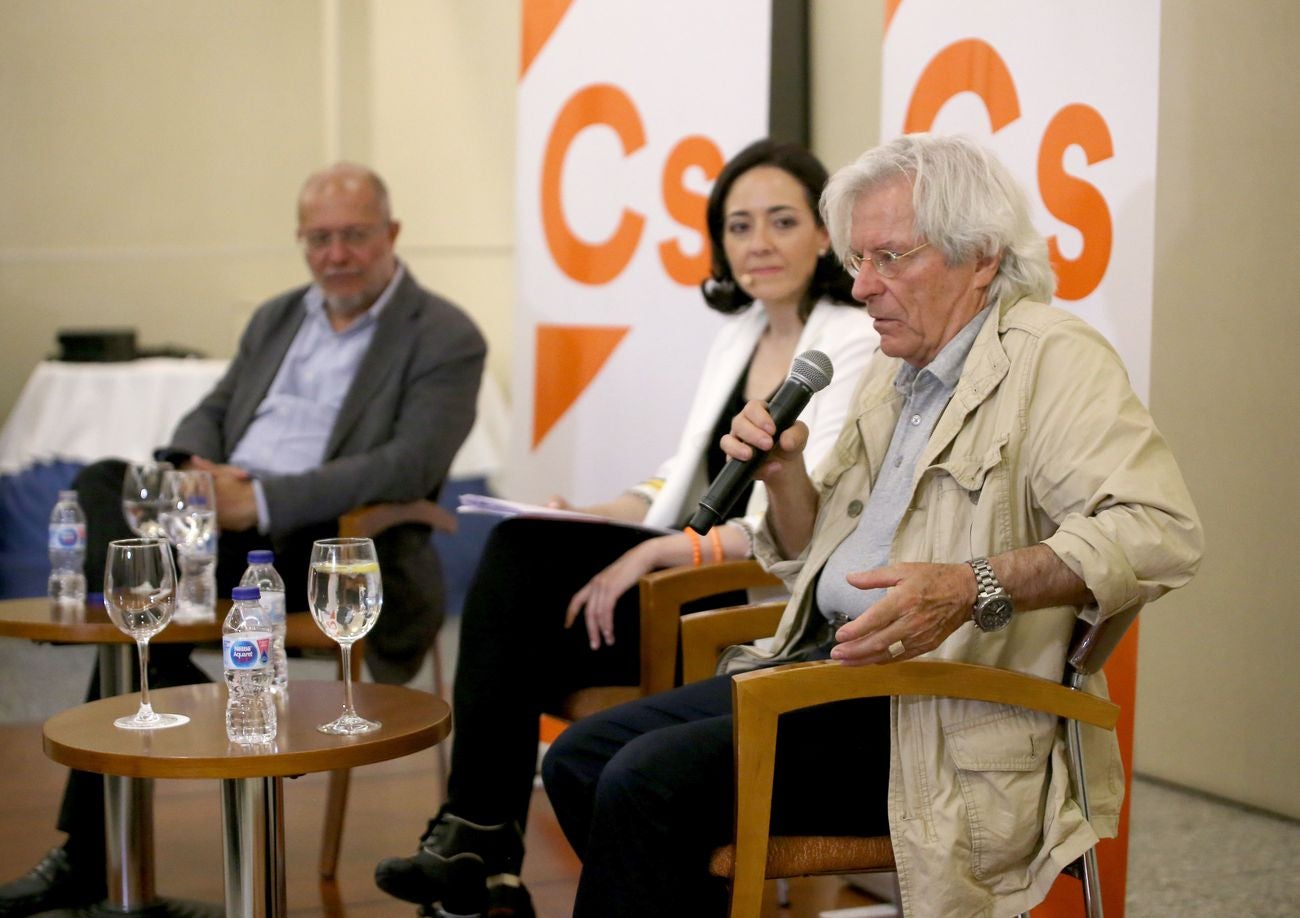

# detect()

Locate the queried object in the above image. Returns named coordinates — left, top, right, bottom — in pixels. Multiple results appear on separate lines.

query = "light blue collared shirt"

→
left=229, top=264, right=405, bottom=530
left=815, top=304, right=992, bottom=621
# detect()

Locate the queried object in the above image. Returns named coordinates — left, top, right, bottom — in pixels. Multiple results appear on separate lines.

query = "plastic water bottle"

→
left=223, top=586, right=277, bottom=744
left=48, top=490, right=87, bottom=604
left=239, top=550, right=288, bottom=693
left=174, top=516, right=217, bottom=619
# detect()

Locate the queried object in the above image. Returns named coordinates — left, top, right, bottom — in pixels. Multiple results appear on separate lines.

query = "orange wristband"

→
left=686, top=528, right=702, bottom=567
left=707, top=527, right=724, bottom=564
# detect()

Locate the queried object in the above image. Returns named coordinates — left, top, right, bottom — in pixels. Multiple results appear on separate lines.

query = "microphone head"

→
left=790, top=350, right=833, bottom=393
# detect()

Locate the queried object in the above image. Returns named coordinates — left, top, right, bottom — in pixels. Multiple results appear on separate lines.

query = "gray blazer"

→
left=167, top=268, right=486, bottom=680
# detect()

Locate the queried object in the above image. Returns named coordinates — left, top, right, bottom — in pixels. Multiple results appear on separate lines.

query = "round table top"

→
left=43, top=681, right=450, bottom=779
left=0, top=596, right=225, bottom=644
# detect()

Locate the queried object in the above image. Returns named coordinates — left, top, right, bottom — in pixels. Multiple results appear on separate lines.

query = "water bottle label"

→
left=223, top=632, right=273, bottom=670
left=49, top=524, right=86, bottom=551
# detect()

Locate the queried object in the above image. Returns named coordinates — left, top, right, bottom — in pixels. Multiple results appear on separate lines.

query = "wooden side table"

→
left=44, top=681, right=450, bottom=917
left=1, top=596, right=224, bottom=914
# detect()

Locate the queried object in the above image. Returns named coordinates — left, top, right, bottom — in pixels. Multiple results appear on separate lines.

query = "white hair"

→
left=821, top=134, right=1055, bottom=306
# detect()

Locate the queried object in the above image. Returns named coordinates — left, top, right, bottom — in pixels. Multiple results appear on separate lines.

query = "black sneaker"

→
left=486, top=880, right=535, bottom=918
left=375, top=807, right=525, bottom=910
left=0, top=846, right=105, bottom=917
left=414, top=881, right=535, bottom=918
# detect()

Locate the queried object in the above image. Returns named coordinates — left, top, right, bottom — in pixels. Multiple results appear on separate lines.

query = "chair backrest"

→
left=637, top=560, right=782, bottom=695
left=555, top=560, right=781, bottom=722
left=338, top=499, right=457, bottom=539
left=1069, top=606, right=1139, bottom=676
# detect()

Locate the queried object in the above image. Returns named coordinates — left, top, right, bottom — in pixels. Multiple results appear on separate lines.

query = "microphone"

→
left=687, top=350, right=833, bottom=534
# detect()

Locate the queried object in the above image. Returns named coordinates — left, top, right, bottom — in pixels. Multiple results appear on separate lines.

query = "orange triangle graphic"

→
left=884, top=0, right=903, bottom=34
left=520, top=0, right=575, bottom=79
left=532, top=324, right=629, bottom=449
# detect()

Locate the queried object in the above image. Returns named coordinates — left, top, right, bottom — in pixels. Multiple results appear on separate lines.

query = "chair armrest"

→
left=680, top=602, right=786, bottom=685
left=725, top=658, right=1121, bottom=916
left=338, top=499, right=457, bottom=538
left=732, top=658, right=1120, bottom=727
left=637, top=560, right=783, bottom=696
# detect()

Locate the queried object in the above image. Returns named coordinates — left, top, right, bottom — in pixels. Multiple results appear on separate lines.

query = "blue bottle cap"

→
left=232, top=586, right=261, bottom=601
left=247, top=550, right=274, bottom=565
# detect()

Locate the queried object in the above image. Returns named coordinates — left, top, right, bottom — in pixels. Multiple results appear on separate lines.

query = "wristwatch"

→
left=967, top=558, right=1014, bottom=633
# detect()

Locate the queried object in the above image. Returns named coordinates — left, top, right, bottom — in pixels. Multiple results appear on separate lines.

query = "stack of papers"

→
left=456, top=494, right=673, bottom=535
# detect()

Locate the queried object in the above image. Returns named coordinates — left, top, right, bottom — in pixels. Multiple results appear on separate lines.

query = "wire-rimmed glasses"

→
left=308, top=537, right=383, bottom=735
left=843, top=242, right=930, bottom=278
left=103, top=538, right=189, bottom=730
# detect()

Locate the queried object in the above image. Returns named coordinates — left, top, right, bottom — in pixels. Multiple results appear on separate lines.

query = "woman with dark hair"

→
left=700, top=138, right=856, bottom=319
left=373, top=139, right=878, bottom=917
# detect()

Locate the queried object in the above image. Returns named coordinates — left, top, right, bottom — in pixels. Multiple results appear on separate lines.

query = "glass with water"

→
left=308, top=537, right=383, bottom=734
left=121, top=461, right=173, bottom=539
left=159, top=470, right=218, bottom=621
left=103, top=538, right=189, bottom=729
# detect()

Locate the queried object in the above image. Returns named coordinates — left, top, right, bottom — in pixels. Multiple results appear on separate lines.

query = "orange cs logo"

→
left=541, top=83, right=725, bottom=287
left=904, top=39, right=1114, bottom=300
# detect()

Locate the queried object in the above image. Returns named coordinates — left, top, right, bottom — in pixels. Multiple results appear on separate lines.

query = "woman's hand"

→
left=565, top=540, right=665, bottom=650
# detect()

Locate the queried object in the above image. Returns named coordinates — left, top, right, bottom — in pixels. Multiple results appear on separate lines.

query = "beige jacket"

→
left=734, top=297, right=1202, bottom=917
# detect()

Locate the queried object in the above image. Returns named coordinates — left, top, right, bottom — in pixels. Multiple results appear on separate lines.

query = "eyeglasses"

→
left=299, top=224, right=387, bottom=252
left=843, top=242, right=930, bottom=279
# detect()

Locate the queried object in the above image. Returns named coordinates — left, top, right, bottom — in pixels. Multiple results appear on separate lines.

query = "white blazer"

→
left=641, top=299, right=879, bottom=530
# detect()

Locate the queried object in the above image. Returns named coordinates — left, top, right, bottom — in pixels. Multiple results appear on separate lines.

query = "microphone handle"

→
left=686, top=379, right=814, bottom=534
left=688, top=454, right=763, bottom=533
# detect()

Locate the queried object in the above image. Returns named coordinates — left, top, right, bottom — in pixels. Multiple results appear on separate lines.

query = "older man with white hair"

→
left=541, top=134, right=1202, bottom=918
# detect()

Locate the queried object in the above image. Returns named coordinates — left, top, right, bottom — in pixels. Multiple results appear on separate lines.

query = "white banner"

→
left=506, top=0, right=776, bottom=503
left=881, top=0, right=1161, bottom=398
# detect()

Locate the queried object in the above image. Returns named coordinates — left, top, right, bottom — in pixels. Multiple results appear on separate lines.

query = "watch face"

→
left=975, top=597, right=1014, bottom=632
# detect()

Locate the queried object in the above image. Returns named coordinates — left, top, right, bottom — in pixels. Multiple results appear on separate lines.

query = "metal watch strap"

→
left=969, top=557, right=1002, bottom=601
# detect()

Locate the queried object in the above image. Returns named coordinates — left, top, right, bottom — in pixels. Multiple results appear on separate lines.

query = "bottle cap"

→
left=232, top=586, right=261, bottom=601
left=247, top=550, right=274, bottom=565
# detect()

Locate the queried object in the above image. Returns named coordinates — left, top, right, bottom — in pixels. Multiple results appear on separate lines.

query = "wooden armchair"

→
left=680, top=604, right=1138, bottom=918
left=554, top=559, right=782, bottom=721
left=285, top=498, right=455, bottom=879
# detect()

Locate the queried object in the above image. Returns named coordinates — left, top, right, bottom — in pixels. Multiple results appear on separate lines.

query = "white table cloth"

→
left=0, top=358, right=507, bottom=479
left=0, top=359, right=229, bottom=474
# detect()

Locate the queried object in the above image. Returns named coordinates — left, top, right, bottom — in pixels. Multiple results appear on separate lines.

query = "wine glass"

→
left=121, top=461, right=172, bottom=538
left=160, top=470, right=219, bottom=620
left=103, top=538, right=189, bottom=730
left=308, top=537, right=383, bottom=734
left=159, top=469, right=218, bottom=549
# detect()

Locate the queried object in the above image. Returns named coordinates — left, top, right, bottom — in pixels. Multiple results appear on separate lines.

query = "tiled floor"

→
left=2, top=621, right=1297, bottom=916
left=1126, top=778, right=1300, bottom=916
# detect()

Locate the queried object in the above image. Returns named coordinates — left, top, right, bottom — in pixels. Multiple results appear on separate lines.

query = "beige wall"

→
left=1, top=1, right=1296, bottom=817
left=0, top=0, right=517, bottom=412
left=1138, top=1, right=1300, bottom=818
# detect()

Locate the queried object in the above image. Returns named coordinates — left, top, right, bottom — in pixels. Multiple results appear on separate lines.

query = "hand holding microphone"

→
left=687, top=350, right=833, bottom=533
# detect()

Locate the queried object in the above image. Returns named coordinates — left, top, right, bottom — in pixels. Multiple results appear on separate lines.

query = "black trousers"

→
left=445, top=517, right=660, bottom=833
left=540, top=675, right=892, bottom=918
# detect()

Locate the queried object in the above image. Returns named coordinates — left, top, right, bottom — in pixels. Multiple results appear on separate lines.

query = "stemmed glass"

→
left=159, top=470, right=218, bottom=620
left=103, top=538, right=189, bottom=730
left=308, top=537, right=383, bottom=734
left=121, top=461, right=173, bottom=538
